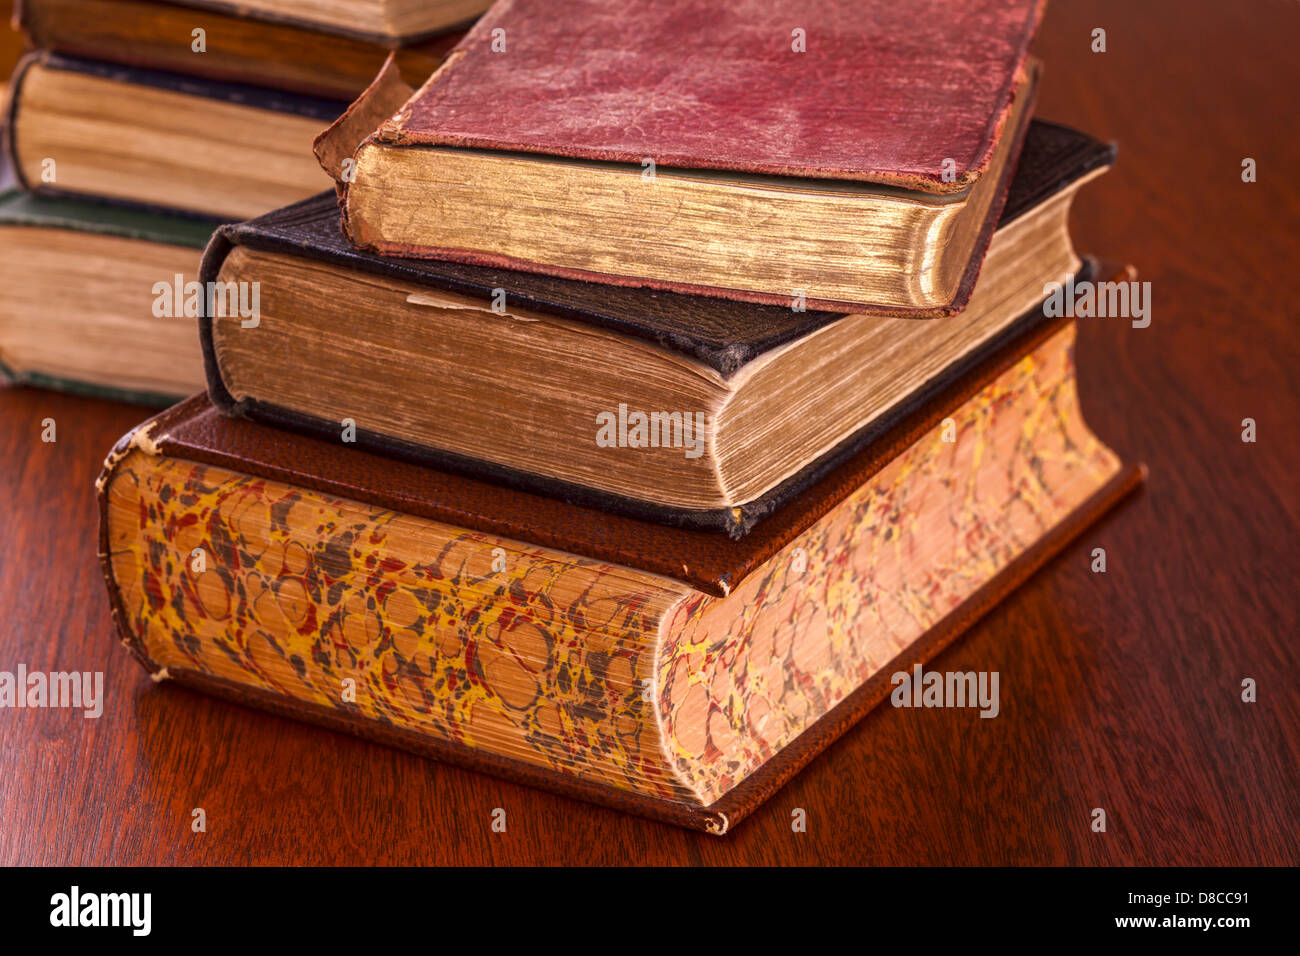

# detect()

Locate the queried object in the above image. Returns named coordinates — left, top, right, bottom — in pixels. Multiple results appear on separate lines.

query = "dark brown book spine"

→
left=17, top=0, right=462, bottom=100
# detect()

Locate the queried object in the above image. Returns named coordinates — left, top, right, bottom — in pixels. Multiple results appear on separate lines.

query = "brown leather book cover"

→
left=18, top=0, right=486, bottom=45
left=16, top=0, right=466, bottom=100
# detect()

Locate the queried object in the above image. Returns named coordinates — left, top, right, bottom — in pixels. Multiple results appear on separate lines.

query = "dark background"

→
left=1, top=0, right=1296, bottom=864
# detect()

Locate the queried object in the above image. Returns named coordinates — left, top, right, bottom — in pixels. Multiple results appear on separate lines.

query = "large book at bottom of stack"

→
left=97, top=295, right=1143, bottom=833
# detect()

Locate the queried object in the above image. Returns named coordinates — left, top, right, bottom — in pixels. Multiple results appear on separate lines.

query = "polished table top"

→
left=1, top=0, right=1296, bottom=865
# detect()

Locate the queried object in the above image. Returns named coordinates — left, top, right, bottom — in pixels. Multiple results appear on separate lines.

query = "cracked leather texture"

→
left=379, top=0, right=1045, bottom=192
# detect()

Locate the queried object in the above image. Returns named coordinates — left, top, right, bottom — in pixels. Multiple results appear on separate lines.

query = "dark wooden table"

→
left=1, top=0, right=1296, bottom=865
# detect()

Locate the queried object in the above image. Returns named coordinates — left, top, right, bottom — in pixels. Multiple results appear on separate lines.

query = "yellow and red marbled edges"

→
left=656, top=324, right=1122, bottom=805
left=104, top=456, right=696, bottom=799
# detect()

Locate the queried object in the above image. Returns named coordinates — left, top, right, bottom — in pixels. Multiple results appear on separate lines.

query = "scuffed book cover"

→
left=202, top=121, right=1117, bottom=537
left=15, top=0, right=468, bottom=100
left=375, top=0, right=1046, bottom=192
left=127, top=0, right=487, bottom=45
left=331, top=5, right=1045, bottom=314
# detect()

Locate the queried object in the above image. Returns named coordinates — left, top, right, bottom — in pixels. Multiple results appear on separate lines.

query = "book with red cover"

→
left=332, top=0, right=1046, bottom=313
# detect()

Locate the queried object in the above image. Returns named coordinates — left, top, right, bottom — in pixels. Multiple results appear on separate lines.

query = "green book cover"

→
left=0, top=185, right=220, bottom=405
left=0, top=187, right=218, bottom=249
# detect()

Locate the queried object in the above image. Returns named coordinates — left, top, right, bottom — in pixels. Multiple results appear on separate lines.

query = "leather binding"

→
left=337, top=71, right=1038, bottom=316
left=370, top=0, right=1045, bottom=192
left=15, top=0, right=468, bottom=100
left=4, top=51, right=345, bottom=221
left=201, top=122, right=1117, bottom=537
left=313, top=56, right=414, bottom=181
left=331, top=0, right=1046, bottom=313
left=123, top=0, right=484, bottom=45
left=98, top=366, right=1146, bottom=834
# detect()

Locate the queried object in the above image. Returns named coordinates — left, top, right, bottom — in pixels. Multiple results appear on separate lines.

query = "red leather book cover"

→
left=376, top=0, right=1046, bottom=192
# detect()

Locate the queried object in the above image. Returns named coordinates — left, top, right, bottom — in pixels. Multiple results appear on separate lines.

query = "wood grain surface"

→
left=1, top=0, right=1296, bottom=865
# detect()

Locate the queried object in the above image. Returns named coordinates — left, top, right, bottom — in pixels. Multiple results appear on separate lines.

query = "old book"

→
left=5, top=52, right=342, bottom=220
left=97, top=0, right=495, bottom=44
left=331, top=0, right=1046, bottom=313
left=205, top=120, right=1114, bottom=535
left=0, top=178, right=215, bottom=403
left=16, top=0, right=468, bottom=101
left=99, top=310, right=1143, bottom=833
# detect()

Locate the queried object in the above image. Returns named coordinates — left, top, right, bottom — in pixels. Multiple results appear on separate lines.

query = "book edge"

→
left=22, top=0, right=478, bottom=47
left=195, top=262, right=1108, bottom=555
left=17, top=0, right=459, bottom=100
left=208, top=120, right=1116, bottom=375
left=98, top=460, right=1145, bottom=835
left=706, top=460, right=1148, bottom=833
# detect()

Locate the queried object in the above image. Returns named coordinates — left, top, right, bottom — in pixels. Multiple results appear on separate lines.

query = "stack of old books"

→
left=0, top=0, right=481, bottom=402
left=97, top=0, right=1142, bottom=833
